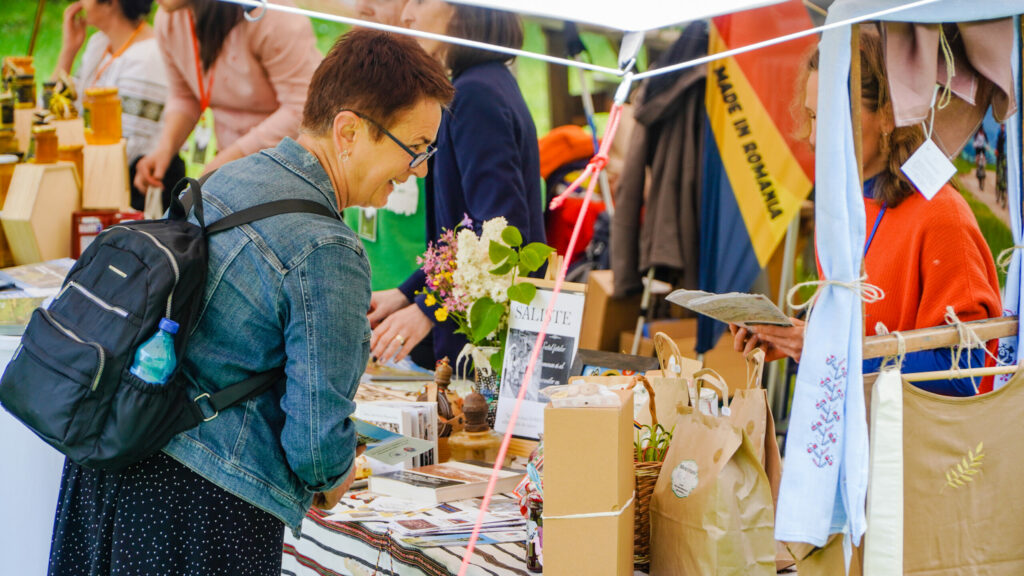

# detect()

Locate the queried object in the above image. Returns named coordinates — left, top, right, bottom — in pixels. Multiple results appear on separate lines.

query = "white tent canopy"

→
left=445, top=0, right=784, bottom=32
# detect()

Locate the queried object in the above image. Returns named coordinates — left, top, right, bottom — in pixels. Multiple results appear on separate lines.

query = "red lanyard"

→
left=187, top=10, right=215, bottom=113
left=90, top=22, right=145, bottom=88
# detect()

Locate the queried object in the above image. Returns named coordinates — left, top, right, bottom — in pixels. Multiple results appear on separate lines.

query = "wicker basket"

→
left=629, top=375, right=664, bottom=570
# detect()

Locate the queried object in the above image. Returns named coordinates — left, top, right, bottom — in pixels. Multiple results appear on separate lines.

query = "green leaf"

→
left=501, top=226, right=523, bottom=248
left=469, top=298, right=504, bottom=343
left=489, top=240, right=513, bottom=265
left=508, top=282, right=537, bottom=305
left=490, top=260, right=515, bottom=275
left=489, top=346, right=505, bottom=374
left=519, top=243, right=556, bottom=273
left=519, top=248, right=542, bottom=272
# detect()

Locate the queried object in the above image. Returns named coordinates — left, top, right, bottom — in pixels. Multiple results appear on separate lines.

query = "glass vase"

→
left=472, top=346, right=500, bottom=428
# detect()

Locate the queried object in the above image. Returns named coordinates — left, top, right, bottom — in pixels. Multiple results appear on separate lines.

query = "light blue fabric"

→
left=776, top=0, right=1024, bottom=549
left=774, top=24, right=868, bottom=547
left=996, top=16, right=1023, bottom=391
left=164, top=138, right=371, bottom=531
left=828, top=0, right=1024, bottom=24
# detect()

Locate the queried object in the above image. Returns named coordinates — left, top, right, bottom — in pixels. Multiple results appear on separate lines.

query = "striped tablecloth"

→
left=282, top=507, right=534, bottom=576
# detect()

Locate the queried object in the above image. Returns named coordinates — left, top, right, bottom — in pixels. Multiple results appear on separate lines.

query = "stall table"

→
left=282, top=506, right=534, bottom=576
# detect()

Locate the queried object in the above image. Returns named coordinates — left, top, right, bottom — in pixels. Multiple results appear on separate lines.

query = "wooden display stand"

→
left=82, top=139, right=129, bottom=209
left=53, top=118, right=86, bottom=148
left=13, top=107, right=37, bottom=154
left=1, top=161, right=81, bottom=264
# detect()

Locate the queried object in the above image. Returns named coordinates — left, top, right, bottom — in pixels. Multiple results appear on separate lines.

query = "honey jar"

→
left=0, top=154, right=17, bottom=208
left=0, top=93, right=13, bottom=131
left=13, top=74, right=36, bottom=109
left=0, top=130, right=17, bottom=155
left=3, top=56, right=35, bottom=78
left=83, top=87, right=122, bottom=145
left=30, top=124, right=57, bottom=164
left=41, top=81, right=57, bottom=112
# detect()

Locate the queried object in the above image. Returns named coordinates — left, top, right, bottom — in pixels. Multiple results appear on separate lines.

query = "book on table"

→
left=368, top=460, right=525, bottom=504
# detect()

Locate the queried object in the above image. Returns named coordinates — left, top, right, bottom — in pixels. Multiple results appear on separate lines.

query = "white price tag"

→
left=900, top=139, right=956, bottom=201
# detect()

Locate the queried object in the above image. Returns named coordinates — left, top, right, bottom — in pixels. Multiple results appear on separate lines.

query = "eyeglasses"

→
left=342, top=109, right=436, bottom=169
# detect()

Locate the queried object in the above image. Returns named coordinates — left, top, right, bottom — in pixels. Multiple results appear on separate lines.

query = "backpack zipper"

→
left=43, top=310, right=105, bottom=392
left=111, top=227, right=179, bottom=318
left=60, top=282, right=130, bottom=318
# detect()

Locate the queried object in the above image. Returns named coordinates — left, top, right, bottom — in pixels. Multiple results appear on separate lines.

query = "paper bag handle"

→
left=693, top=368, right=730, bottom=410
left=745, top=348, right=766, bottom=390
left=627, top=375, right=658, bottom=428
left=653, top=332, right=683, bottom=373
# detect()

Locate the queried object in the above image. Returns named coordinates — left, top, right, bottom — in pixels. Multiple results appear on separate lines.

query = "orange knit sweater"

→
left=862, top=184, right=1001, bottom=337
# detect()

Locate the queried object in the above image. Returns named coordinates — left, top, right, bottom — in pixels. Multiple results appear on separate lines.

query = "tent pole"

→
left=768, top=210, right=801, bottom=413
left=630, top=267, right=656, bottom=355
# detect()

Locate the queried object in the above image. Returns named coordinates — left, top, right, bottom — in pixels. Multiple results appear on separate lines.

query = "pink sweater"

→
left=154, top=1, right=321, bottom=156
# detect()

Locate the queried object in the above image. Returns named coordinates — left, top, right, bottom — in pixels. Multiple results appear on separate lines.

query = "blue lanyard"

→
left=865, top=206, right=886, bottom=257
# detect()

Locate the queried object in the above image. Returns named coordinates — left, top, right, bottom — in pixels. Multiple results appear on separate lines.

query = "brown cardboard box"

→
left=620, top=318, right=749, bottom=390
left=544, top=389, right=634, bottom=575
left=579, top=270, right=641, bottom=352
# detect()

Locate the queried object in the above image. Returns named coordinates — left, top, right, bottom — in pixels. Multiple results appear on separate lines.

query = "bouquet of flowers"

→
left=418, top=215, right=555, bottom=376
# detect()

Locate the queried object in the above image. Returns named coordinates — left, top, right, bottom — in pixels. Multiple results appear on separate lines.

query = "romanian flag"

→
left=698, top=0, right=816, bottom=352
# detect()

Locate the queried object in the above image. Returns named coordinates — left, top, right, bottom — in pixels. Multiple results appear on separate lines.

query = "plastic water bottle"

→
left=130, top=318, right=179, bottom=385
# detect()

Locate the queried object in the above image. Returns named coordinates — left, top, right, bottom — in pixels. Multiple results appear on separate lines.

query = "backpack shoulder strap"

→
left=206, top=199, right=340, bottom=235
left=175, top=368, right=284, bottom=432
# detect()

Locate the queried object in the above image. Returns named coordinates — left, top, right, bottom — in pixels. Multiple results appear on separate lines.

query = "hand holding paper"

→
left=666, top=289, right=792, bottom=327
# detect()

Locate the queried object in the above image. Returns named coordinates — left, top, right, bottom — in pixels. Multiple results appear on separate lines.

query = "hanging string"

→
left=785, top=275, right=885, bottom=315
left=996, top=245, right=1024, bottom=271
left=874, top=322, right=906, bottom=371
left=942, top=306, right=1006, bottom=394
left=456, top=101, right=626, bottom=576
left=936, top=26, right=955, bottom=111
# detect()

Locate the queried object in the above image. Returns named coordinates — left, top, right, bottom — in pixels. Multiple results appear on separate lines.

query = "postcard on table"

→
left=352, top=417, right=434, bottom=466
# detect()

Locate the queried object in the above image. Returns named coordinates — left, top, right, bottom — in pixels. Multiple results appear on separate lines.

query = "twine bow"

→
left=996, top=245, right=1024, bottom=272
left=944, top=306, right=987, bottom=394
left=875, top=322, right=906, bottom=370
left=786, top=275, right=885, bottom=315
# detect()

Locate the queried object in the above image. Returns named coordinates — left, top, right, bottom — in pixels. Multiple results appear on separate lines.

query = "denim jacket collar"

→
left=261, top=137, right=341, bottom=216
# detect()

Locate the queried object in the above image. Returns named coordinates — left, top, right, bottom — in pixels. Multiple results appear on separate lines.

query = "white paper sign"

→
left=494, top=285, right=586, bottom=439
left=900, top=139, right=957, bottom=201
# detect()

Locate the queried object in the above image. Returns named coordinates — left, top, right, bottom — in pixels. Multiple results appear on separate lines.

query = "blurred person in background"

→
left=134, top=0, right=321, bottom=195
left=369, top=0, right=545, bottom=369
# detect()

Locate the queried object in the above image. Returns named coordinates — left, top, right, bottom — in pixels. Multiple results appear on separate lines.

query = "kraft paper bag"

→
left=787, top=535, right=863, bottom=576
left=902, top=367, right=1024, bottom=575
left=642, top=332, right=703, bottom=425
left=728, top=349, right=783, bottom=503
left=649, top=372, right=775, bottom=576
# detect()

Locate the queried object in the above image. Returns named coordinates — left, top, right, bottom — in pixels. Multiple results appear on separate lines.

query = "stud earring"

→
left=339, top=150, right=350, bottom=163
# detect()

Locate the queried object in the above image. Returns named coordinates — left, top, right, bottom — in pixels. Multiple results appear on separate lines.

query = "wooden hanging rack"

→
left=862, top=316, right=1019, bottom=386
left=863, top=315, right=1019, bottom=360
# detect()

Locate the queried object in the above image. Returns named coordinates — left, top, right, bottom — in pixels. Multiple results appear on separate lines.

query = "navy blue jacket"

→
left=399, top=61, right=544, bottom=365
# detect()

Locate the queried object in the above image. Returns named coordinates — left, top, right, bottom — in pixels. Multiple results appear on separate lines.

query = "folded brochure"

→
left=353, top=417, right=434, bottom=466
left=666, top=288, right=792, bottom=327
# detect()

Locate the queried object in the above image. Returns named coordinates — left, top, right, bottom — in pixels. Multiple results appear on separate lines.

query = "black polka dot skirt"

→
left=48, top=451, right=285, bottom=576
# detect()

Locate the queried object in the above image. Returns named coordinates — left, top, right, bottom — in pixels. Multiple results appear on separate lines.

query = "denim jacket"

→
left=163, top=138, right=370, bottom=531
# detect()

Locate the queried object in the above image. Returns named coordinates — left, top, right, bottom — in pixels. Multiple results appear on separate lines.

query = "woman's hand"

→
left=730, top=318, right=806, bottom=363
left=312, top=445, right=365, bottom=510
left=55, top=2, right=86, bottom=77
left=367, top=288, right=410, bottom=329
left=370, top=303, right=432, bottom=363
left=133, top=149, right=172, bottom=191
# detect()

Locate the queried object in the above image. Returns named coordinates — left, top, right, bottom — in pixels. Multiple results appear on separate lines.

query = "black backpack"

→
left=0, top=177, right=339, bottom=470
